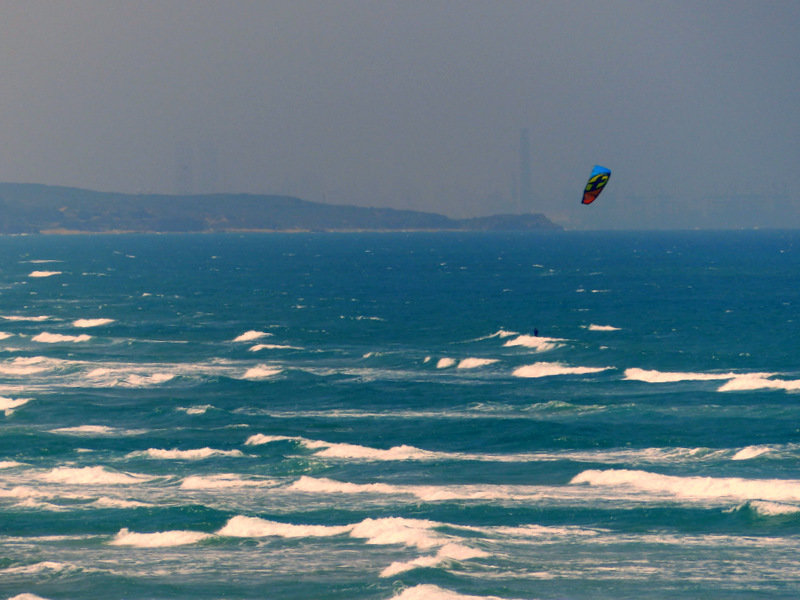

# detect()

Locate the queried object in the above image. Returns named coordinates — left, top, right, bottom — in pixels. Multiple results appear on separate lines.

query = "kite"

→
left=581, top=165, right=611, bottom=205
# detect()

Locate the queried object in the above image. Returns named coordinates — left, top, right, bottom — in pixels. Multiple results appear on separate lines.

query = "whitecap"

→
left=732, top=445, right=774, bottom=460
left=72, top=318, right=115, bottom=328
left=503, top=335, right=564, bottom=352
left=32, top=332, right=91, bottom=343
left=380, top=542, right=489, bottom=577
left=623, top=368, right=743, bottom=383
left=180, top=474, right=276, bottom=490
left=128, top=447, right=244, bottom=460
left=1, top=315, right=50, bottom=321
left=513, top=362, right=610, bottom=378
left=110, top=528, right=211, bottom=547
left=586, top=324, right=621, bottom=331
left=249, top=343, right=302, bottom=351
left=28, top=271, right=61, bottom=278
left=389, top=584, right=514, bottom=600
left=242, top=365, right=281, bottom=379
left=436, top=358, right=456, bottom=369
left=456, top=358, right=499, bottom=369
left=40, top=466, right=151, bottom=485
left=233, top=330, right=272, bottom=342
left=0, top=396, right=31, bottom=416
left=217, top=515, right=350, bottom=539
left=570, top=468, right=800, bottom=503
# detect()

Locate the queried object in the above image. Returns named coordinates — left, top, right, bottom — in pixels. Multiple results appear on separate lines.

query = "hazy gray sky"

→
left=0, top=1, right=797, bottom=229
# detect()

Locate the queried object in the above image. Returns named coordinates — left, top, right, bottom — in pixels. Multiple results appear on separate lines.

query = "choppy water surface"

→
left=2, top=231, right=800, bottom=599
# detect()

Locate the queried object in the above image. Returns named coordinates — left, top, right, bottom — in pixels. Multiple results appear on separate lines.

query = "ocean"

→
left=1, top=230, right=799, bottom=600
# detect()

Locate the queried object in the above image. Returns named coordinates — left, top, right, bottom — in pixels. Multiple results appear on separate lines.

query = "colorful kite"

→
left=581, top=165, right=611, bottom=205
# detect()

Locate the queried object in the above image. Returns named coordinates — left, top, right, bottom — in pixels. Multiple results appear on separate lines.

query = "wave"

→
left=50, top=425, right=148, bottom=437
left=32, top=332, right=91, bottom=343
left=586, top=324, right=621, bottom=331
left=390, top=584, right=520, bottom=600
left=110, top=527, right=212, bottom=547
left=249, top=343, right=302, bottom=351
left=28, top=271, right=61, bottom=278
left=7, top=594, right=54, bottom=600
left=127, top=447, right=245, bottom=460
left=625, top=368, right=800, bottom=392
left=1, top=315, right=50, bottom=321
left=72, top=318, right=115, bottom=328
left=381, top=543, right=489, bottom=578
left=0, top=396, right=30, bottom=416
left=570, top=469, right=800, bottom=503
left=503, top=334, right=564, bottom=352
left=244, top=434, right=743, bottom=466
left=180, top=474, right=277, bottom=490
left=456, top=358, right=499, bottom=369
left=0, top=356, right=54, bottom=375
left=436, top=358, right=456, bottom=369
left=241, top=365, right=282, bottom=379
left=39, top=466, right=153, bottom=485
left=512, top=362, right=611, bottom=378
left=233, top=330, right=272, bottom=342
left=731, top=445, right=775, bottom=460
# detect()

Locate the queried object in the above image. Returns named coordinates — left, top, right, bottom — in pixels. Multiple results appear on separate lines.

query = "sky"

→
left=0, top=1, right=797, bottom=229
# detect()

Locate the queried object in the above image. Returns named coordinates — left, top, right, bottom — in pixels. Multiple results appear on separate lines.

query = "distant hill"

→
left=0, top=183, right=562, bottom=233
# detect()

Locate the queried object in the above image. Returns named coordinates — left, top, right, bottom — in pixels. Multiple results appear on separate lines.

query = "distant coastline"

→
left=0, top=183, right=562, bottom=234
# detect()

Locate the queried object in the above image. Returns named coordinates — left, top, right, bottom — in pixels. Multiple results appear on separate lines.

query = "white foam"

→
left=28, top=271, right=61, bottom=278
left=3, top=562, right=73, bottom=575
left=456, top=358, right=499, bottom=369
left=512, top=362, right=610, bottom=378
left=128, top=447, right=244, bottom=460
left=390, top=584, right=516, bottom=600
left=718, top=374, right=800, bottom=392
left=624, top=368, right=751, bottom=383
left=50, top=425, right=148, bottom=436
left=7, top=594, right=54, bottom=600
left=218, top=515, right=351, bottom=538
left=40, top=466, right=152, bottom=485
left=91, top=496, right=150, bottom=509
left=0, top=396, right=30, bottom=416
left=32, top=332, right=91, bottom=343
left=109, top=527, right=211, bottom=547
left=0, top=356, right=53, bottom=375
left=177, top=404, right=214, bottom=415
left=436, top=357, right=456, bottom=369
left=72, top=318, right=115, bottom=328
left=180, top=474, right=276, bottom=490
left=503, top=334, right=564, bottom=352
left=747, top=500, right=800, bottom=516
left=244, top=434, right=295, bottom=446
left=586, top=324, right=621, bottom=331
left=381, top=543, right=489, bottom=577
left=0, top=332, right=12, bottom=340
left=242, top=365, right=282, bottom=379
left=732, top=445, right=774, bottom=460
left=571, top=469, right=800, bottom=503
left=314, top=442, right=437, bottom=461
left=124, top=373, right=175, bottom=386
left=249, top=343, right=301, bottom=351
left=233, top=330, right=272, bottom=342
left=0, top=460, right=23, bottom=468
left=1, top=315, right=50, bottom=321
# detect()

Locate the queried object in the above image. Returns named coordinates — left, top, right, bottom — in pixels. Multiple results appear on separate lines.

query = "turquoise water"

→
left=1, top=231, right=799, bottom=599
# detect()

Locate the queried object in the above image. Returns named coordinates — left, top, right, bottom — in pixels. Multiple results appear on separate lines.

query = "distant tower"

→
left=519, top=128, right=533, bottom=211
